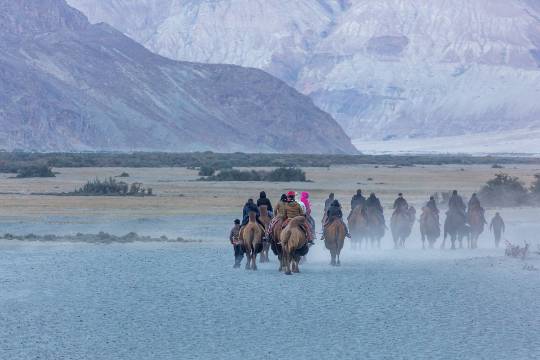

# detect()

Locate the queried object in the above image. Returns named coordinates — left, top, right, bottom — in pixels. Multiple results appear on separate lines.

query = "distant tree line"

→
left=1, top=151, right=539, bottom=173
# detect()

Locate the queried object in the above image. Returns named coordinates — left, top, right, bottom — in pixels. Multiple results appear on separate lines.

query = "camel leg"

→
left=330, top=250, right=336, bottom=266
left=336, top=252, right=341, bottom=266
left=292, top=256, right=300, bottom=273
left=284, top=252, right=292, bottom=275
left=252, top=253, right=257, bottom=271
left=451, top=236, right=456, bottom=250
left=245, top=249, right=251, bottom=270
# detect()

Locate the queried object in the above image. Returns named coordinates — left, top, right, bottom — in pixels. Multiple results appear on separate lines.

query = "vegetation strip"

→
left=1, top=152, right=539, bottom=173
left=0, top=232, right=200, bottom=244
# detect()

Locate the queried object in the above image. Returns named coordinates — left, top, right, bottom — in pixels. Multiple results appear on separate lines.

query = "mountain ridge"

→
left=67, top=0, right=540, bottom=147
left=0, top=0, right=356, bottom=154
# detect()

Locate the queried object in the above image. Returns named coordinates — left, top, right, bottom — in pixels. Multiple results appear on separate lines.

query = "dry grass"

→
left=0, top=164, right=538, bottom=220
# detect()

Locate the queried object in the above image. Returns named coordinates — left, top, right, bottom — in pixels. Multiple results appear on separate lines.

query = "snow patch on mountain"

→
left=354, top=128, right=540, bottom=156
left=67, top=0, right=540, bottom=153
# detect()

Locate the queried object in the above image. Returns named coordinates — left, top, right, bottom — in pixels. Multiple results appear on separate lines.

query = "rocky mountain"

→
left=0, top=0, right=356, bottom=153
left=68, top=0, right=540, bottom=149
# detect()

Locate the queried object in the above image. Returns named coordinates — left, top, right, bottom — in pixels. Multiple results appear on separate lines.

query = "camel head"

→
left=248, top=211, right=257, bottom=222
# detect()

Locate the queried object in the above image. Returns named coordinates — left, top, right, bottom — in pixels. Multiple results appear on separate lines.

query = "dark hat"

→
left=234, top=219, right=240, bottom=224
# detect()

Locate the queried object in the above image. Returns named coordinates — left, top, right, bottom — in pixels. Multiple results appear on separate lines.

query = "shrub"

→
left=16, top=165, right=55, bottom=178
left=117, top=172, right=130, bottom=177
left=201, top=167, right=307, bottom=182
left=264, top=167, right=306, bottom=182
left=198, top=166, right=216, bottom=177
left=530, top=174, right=540, bottom=194
left=530, top=174, right=540, bottom=203
left=71, top=178, right=152, bottom=196
left=478, top=173, right=529, bottom=207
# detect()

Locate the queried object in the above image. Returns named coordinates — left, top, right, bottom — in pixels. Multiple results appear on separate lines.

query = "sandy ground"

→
left=0, top=165, right=539, bottom=359
left=0, top=241, right=539, bottom=360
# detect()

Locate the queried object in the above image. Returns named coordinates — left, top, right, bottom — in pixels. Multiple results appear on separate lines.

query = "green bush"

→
left=478, top=173, right=529, bottom=207
left=264, top=167, right=306, bottom=182
left=198, top=166, right=216, bottom=177
left=16, top=165, right=55, bottom=178
left=71, top=178, right=152, bottom=196
left=201, top=167, right=307, bottom=182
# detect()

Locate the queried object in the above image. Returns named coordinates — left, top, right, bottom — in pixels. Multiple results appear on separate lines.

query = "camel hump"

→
left=288, top=216, right=305, bottom=228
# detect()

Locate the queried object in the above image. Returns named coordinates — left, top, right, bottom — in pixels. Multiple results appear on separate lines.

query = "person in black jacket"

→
left=322, top=200, right=351, bottom=239
left=256, top=191, right=273, bottom=216
left=241, top=199, right=261, bottom=226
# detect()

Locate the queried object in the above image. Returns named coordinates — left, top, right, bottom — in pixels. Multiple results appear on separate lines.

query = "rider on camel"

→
left=393, top=193, right=408, bottom=212
left=366, top=192, right=385, bottom=224
left=284, top=191, right=314, bottom=244
left=322, top=200, right=351, bottom=239
left=284, top=191, right=304, bottom=219
left=426, top=196, right=439, bottom=215
left=351, top=189, right=366, bottom=211
left=265, top=194, right=287, bottom=241
left=274, top=194, right=287, bottom=219
left=448, top=190, right=466, bottom=222
left=301, top=191, right=316, bottom=244
left=324, top=193, right=335, bottom=212
left=256, top=191, right=273, bottom=217
left=348, top=189, right=366, bottom=220
left=300, top=192, right=312, bottom=217
left=467, top=193, right=481, bottom=212
left=467, top=193, right=486, bottom=224
left=241, top=198, right=265, bottom=228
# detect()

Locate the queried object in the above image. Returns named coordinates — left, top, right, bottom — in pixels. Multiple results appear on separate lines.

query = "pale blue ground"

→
left=0, top=215, right=232, bottom=241
left=0, top=242, right=538, bottom=360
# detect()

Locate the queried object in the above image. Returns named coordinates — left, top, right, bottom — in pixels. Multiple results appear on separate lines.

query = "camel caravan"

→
left=229, top=189, right=502, bottom=275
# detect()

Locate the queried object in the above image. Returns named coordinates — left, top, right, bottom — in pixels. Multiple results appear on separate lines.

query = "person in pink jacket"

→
left=300, top=191, right=316, bottom=244
left=300, top=191, right=312, bottom=217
